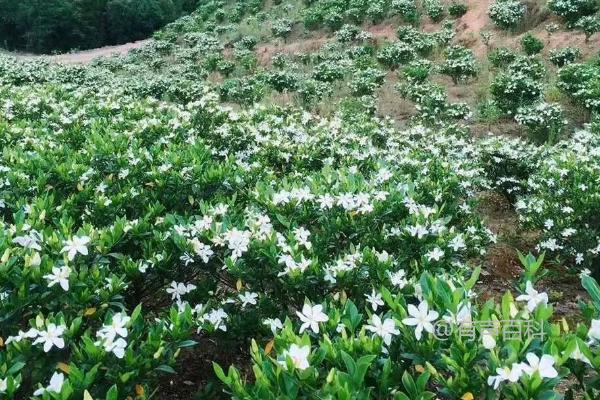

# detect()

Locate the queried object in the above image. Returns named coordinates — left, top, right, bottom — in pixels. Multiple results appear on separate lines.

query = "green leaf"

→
left=178, top=339, right=198, bottom=348
left=582, top=275, right=600, bottom=312
left=155, top=364, right=177, bottom=374
left=105, top=385, right=118, bottom=400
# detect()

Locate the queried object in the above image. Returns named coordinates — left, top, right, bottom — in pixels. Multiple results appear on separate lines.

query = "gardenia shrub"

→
left=271, top=18, right=293, bottom=41
left=488, top=0, right=526, bottom=29
left=440, top=45, right=478, bottom=84
left=549, top=47, right=581, bottom=67
left=516, top=129, right=600, bottom=269
left=377, top=41, right=417, bottom=69
left=448, top=2, right=468, bottom=17
left=557, top=62, right=600, bottom=112
left=520, top=33, right=545, bottom=55
left=515, top=102, right=567, bottom=143
left=391, top=0, right=420, bottom=23
left=424, top=0, right=445, bottom=22
left=490, top=72, right=543, bottom=113
left=548, top=0, right=598, bottom=24
left=575, top=15, right=600, bottom=42
left=217, top=259, right=600, bottom=400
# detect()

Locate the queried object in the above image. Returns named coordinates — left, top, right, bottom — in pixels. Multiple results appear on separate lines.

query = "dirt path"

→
left=6, top=39, right=151, bottom=64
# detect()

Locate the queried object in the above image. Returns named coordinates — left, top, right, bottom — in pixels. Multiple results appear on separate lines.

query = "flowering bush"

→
left=218, top=257, right=600, bottom=399
left=349, top=67, right=386, bottom=96
left=448, top=2, right=468, bottom=18
left=488, top=47, right=518, bottom=68
left=271, top=18, right=293, bottom=40
left=490, top=72, right=544, bottom=113
left=391, top=0, right=420, bottom=23
left=515, top=102, right=567, bottom=143
left=516, top=129, right=600, bottom=269
left=549, top=47, right=581, bottom=67
left=439, top=45, right=478, bottom=84
left=557, top=62, right=600, bottom=112
left=336, top=24, right=361, bottom=42
left=575, top=15, right=600, bottom=42
left=548, top=0, right=598, bottom=24
left=396, top=26, right=436, bottom=56
left=424, top=0, right=445, bottom=22
left=377, top=41, right=417, bottom=69
left=488, top=0, right=526, bottom=29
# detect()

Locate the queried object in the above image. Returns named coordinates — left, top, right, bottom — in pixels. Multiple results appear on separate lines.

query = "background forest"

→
left=0, top=0, right=199, bottom=53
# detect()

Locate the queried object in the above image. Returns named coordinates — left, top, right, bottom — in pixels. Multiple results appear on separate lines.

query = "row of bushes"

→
left=0, top=0, right=199, bottom=53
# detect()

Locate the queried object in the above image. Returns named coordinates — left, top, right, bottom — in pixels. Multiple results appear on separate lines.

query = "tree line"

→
left=0, top=0, right=199, bottom=53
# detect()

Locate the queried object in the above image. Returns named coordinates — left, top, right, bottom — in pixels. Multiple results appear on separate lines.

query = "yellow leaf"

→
left=77, top=182, right=84, bottom=191
left=135, top=384, right=145, bottom=397
left=1, top=248, right=10, bottom=263
left=264, top=339, right=274, bottom=354
left=461, top=393, right=474, bottom=400
left=236, top=279, right=242, bottom=291
left=340, top=290, right=347, bottom=303
left=84, top=307, right=97, bottom=317
left=0, top=337, right=4, bottom=347
left=57, top=362, right=71, bottom=374
left=561, top=317, right=569, bottom=333
left=415, top=364, right=425, bottom=373
left=83, top=390, right=94, bottom=400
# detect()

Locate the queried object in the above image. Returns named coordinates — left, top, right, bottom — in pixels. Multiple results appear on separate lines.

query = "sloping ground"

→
left=5, top=39, right=151, bottom=64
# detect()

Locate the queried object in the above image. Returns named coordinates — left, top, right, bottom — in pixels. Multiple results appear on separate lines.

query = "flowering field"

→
left=1, top=0, right=600, bottom=399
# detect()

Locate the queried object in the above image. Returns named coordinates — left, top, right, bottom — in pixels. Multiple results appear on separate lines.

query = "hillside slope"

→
left=0, top=0, right=599, bottom=399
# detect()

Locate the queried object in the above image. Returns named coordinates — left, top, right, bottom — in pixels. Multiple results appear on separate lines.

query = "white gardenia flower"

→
left=516, top=281, right=548, bottom=312
left=263, top=318, right=283, bottom=334
left=425, top=247, right=444, bottom=262
left=365, top=289, right=384, bottom=311
left=442, top=304, right=472, bottom=325
left=293, top=227, right=312, bottom=249
left=224, top=228, right=251, bottom=260
left=60, top=235, right=91, bottom=261
left=5, top=328, right=39, bottom=345
left=297, top=303, right=329, bottom=334
left=98, top=313, right=130, bottom=341
left=568, top=344, right=591, bottom=365
left=520, top=353, right=558, bottom=379
left=402, top=300, right=439, bottom=340
left=281, top=344, right=310, bottom=370
left=238, top=291, right=259, bottom=308
left=189, top=238, right=214, bottom=263
left=388, top=269, right=408, bottom=288
left=12, top=232, right=42, bottom=251
left=44, top=266, right=71, bottom=291
left=166, top=281, right=196, bottom=301
left=33, top=324, right=66, bottom=352
left=448, top=234, right=466, bottom=252
left=0, top=377, right=7, bottom=393
left=202, top=308, right=228, bottom=332
left=587, top=319, right=600, bottom=342
left=481, top=330, right=497, bottom=350
left=103, top=337, right=128, bottom=358
left=365, top=314, right=400, bottom=346
left=487, top=364, right=523, bottom=389
left=33, top=372, right=65, bottom=396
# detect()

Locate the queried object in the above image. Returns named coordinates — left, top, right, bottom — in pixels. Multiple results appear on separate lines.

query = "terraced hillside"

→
left=0, top=0, right=599, bottom=399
